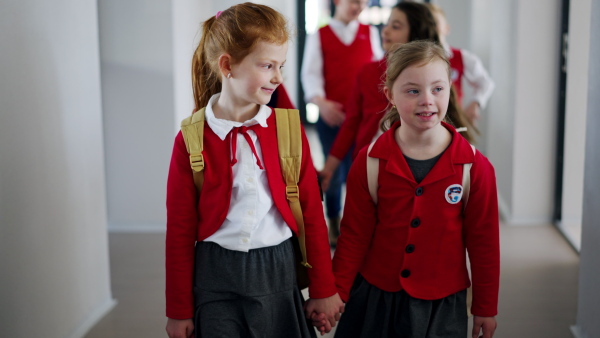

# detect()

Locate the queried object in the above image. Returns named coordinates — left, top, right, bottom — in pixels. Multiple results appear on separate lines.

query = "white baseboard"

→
left=570, top=325, right=586, bottom=338
left=69, top=298, right=117, bottom=338
left=497, top=194, right=552, bottom=226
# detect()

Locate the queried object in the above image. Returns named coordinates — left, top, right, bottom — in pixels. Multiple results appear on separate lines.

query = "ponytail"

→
left=444, top=86, right=479, bottom=144
left=192, top=17, right=221, bottom=111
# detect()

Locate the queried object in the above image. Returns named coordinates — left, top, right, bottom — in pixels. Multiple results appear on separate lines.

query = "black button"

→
left=405, top=244, right=415, bottom=253
left=401, top=269, right=411, bottom=278
left=410, top=218, right=421, bottom=228
left=415, top=187, right=423, bottom=196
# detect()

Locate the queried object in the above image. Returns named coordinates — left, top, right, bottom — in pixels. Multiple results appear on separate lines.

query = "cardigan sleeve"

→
left=463, top=151, right=500, bottom=317
left=332, top=148, right=378, bottom=301
left=329, top=73, right=364, bottom=161
left=165, top=132, right=200, bottom=319
left=298, top=125, right=338, bottom=299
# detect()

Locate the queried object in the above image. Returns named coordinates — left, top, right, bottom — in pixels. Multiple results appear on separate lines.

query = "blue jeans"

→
left=316, top=119, right=353, bottom=219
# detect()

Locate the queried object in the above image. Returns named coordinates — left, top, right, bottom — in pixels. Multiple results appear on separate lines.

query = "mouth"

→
left=416, top=112, right=436, bottom=117
left=261, top=87, right=275, bottom=94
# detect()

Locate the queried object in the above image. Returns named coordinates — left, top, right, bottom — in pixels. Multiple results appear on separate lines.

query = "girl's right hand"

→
left=314, top=97, right=345, bottom=127
left=319, top=156, right=342, bottom=192
left=166, top=318, right=194, bottom=338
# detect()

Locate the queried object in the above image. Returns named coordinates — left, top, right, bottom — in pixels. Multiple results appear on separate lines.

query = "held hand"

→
left=472, top=316, right=497, bottom=338
left=304, top=293, right=345, bottom=331
left=315, top=98, right=345, bottom=127
left=464, top=101, right=481, bottom=126
left=310, top=312, right=332, bottom=335
left=166, top=318, right=194, bottom=338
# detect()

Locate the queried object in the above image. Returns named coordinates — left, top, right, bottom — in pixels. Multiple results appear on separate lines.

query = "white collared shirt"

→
left=443, top=43, right=495, bottom=109
left=301, top=19, right=384, bottom=102
left=203, top=94, right=292, bottom=252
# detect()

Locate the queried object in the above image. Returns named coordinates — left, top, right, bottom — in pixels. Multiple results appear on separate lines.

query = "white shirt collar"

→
left=329, top=18, right=359, bottom=31
left=204, top=93, right=271, bottom=141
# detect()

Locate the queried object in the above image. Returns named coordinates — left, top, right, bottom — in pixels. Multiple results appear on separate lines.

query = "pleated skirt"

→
left=193, top=239, right=316, bottom=338
left=335, top=274, right=467, bottom=338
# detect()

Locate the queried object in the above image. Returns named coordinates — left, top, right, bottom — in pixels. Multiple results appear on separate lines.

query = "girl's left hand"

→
left=304, top=293, right=344, bottom=332
left=472, top=316, right=497, bottom=338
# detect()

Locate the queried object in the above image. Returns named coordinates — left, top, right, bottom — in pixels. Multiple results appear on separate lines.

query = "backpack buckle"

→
left=285, top=185, right=299, bottom=201
left=190, top=154, right=205, bottom=172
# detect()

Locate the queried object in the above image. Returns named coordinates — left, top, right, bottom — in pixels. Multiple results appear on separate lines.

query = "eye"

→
left=433, top=86, right=444, bottom=93
left=263, top=64, right=273, bottom=69
left=407, top=89, right=419, bottom=95
left=279, top=64, right=285, bottom=69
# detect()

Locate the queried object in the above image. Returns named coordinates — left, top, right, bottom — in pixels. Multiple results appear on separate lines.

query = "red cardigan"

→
left=332, top=122, right=500, bottom=317
left=329, top=59, right=388, bottom=160
left=166, top=110, right=337, bottom=319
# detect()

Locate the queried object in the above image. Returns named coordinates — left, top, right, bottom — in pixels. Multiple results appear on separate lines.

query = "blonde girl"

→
left=331, top=41, right=500, bottom=338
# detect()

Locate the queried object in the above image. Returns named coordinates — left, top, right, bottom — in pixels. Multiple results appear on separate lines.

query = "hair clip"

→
left=216, top=11, right=223, bottom=19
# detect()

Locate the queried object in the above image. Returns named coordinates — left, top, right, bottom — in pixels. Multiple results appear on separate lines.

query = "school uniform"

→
left=445, top=43, right=495, bottom=108
left=166, top=94, right=336, bottom=336
left=301, top=19, right=384, bottom=220
left=332, top=122, right=500, bottom=336
left=329, top=58, right=388, bottom=162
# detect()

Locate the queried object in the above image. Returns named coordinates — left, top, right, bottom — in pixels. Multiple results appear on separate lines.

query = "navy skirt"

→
left=193, top=239, right=317, bottom=338
left=335, top=274, right=467, bottom=338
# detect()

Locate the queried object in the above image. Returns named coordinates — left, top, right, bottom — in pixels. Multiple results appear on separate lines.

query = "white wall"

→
left=574, top=1, right=600, bottom=336
left=0, top=1, right=114, bottom=337
left=559, top=0, right=592, bottom=249
left=99, top=0, right=176, bottom=231
left=510, top=0, right=561, bottom=225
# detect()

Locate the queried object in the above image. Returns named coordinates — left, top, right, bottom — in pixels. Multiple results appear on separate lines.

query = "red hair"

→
left=191, top=3, right=290, bottom=110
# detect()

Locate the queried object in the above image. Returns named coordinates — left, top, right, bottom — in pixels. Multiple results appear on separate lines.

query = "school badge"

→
left=445, top=184, right=463, bottom=204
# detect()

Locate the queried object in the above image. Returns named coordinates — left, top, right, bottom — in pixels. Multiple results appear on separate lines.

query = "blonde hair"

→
left=379, top=40, right=478, bottom=142
left=380, top=40, right=449, bottom=131
left=191, top=3, right=290, bottom=110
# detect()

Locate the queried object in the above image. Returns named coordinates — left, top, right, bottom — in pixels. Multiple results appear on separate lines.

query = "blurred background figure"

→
left=301, top=0, right=384, bottom=248
left=427, top=3, right=495, bottom=127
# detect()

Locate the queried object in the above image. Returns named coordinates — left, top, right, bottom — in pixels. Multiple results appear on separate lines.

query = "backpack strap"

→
left=181, top=108, right=206, bottom=192
left=461, top=144, right=477, bottom=209
left=274, top=108, right=312, bottom=269
left=366, top=142, right=379, bottom=204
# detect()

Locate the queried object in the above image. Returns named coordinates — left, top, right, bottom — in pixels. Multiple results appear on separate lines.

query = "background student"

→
left=320, top=2, right=476, bottom=192
left=301, top=0, right=384, bottom=247
left=427, top=3, right=495, bottom=126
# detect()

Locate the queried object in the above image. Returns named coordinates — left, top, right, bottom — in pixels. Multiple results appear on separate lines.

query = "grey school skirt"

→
left=335, top=274, right=468, bottom=338
left=193, top=238, right=317, bottom=338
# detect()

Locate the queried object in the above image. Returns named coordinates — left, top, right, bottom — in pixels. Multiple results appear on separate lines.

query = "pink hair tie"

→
left=216, top=11, right=223, bottom=18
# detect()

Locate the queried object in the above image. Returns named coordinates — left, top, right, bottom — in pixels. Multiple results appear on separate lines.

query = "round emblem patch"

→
left=445, top=184, right=463, bottom=204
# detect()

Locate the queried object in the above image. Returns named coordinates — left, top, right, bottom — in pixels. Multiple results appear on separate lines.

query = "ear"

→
left=383, top=86, right=394, bottom=106
left=218, top=54, right=232, bottom=78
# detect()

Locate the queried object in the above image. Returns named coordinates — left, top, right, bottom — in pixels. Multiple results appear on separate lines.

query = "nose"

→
left=420, top=91, right=434, bottom=106
left=381, top=25, right=388, bottom=38
left=271, top=68, right=283, bottom=85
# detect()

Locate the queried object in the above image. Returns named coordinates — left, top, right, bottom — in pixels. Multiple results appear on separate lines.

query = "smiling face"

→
left=229, top=41, right=288, bottom=106
left=385, top=59, right=451, bottom=132
left=381, top=8, right=410, bottom=52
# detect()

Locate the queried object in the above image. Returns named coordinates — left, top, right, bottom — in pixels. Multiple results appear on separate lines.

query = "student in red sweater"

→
left=320, top=2, right=476, bottom=191
left=165, top=4, right=343, bottom=338
left=301, top=0, right=384, bottom=248
left=329, top=41, right=500, bottom=337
